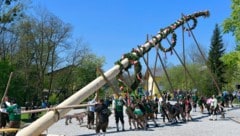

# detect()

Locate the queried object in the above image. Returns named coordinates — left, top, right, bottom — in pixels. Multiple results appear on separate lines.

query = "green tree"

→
left=208, top=24, right=226, bottom=95
left=221, top=51, right=240, bottom=90
left=187, top=43, right=208, bottom=65
left=48, top=93, right=59, bottom=105
left=0, top=3, right=106, bottom=105
left=0, top=0, right=23, bottom=24
left=161, top=63, right=210, bottom=96
left=46, top=38, right=105, bottom=102
left=13, top=9, right=72, bottom=102
left=0, top=61, right=14, bottom=98
left=0, top=0, right=24, bottom=61
left=0, top=61, right=26, bottom=105
left=74, top=53, right=105, bottom=91
left=222, top=0, right=240, bottom=49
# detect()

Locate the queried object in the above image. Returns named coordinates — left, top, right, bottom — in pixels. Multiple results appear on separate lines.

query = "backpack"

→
left=99, top=107, right=111, bottom=123
left=101, top=107, right=112, bottom=117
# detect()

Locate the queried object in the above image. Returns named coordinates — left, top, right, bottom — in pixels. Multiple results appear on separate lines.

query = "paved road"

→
left=43, top=104, right=240, bottom=136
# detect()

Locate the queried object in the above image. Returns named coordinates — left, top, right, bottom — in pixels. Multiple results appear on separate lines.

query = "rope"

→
left=156, top=48, right=174, bottom=94
left=183, top=13, right=221, bottom=94
left=54, top=109, right=60, bottom=122
left=166, top=37, right=199, bottom=90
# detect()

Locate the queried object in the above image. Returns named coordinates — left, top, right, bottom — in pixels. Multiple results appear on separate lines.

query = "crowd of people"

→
left=85, top=89, right=240, bottom=136
left=1, top=89, right=239, bottom=136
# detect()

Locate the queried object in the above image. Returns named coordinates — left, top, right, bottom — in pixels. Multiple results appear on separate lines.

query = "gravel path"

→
left=43, top=104, right=240, bottom=136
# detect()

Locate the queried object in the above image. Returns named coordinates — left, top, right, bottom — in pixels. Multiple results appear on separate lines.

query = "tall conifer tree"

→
left=208, top=24, right=226, bottom=95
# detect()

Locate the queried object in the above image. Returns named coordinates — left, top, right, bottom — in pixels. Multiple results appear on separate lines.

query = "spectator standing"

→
left=184, top=96, right=192, bottom=121
left=41, top=100, right=47, bottom=108
left=209, top=95, right=218, bottom=120
left=198, top=96, right=205, bottom=113
left=6, top=99, right=21, bottom=135
left=95, top=99, right=110, bottom=136
left=192, top=94, right=198, bottom=112
left=0, top=96, right=11, bottom=128
left=112, top=95, right=125, bottom=131
left=87, top=94, right=97, bottom=129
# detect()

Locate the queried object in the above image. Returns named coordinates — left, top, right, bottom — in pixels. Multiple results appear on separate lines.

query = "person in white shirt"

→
left=87, top=94, right=97, bottom=129
left=209, top=95, right=218, bottom=120
left=0, top=96, right=11, bottom=128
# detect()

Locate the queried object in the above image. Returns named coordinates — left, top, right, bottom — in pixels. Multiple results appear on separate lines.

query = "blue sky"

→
left=33, top=0, right=235, bottom=71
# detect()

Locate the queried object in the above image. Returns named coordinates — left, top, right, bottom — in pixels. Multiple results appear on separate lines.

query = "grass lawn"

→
left=21, top=111, right=46, bottom=125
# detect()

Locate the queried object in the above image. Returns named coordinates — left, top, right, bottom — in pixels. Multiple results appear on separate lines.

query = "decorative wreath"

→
left=158, top=32, right=177, bottom=52
left=183, top=17, right=197, bottom=31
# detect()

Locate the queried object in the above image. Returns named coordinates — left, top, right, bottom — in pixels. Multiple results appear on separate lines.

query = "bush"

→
left=48, top=93, right=59, bottom=105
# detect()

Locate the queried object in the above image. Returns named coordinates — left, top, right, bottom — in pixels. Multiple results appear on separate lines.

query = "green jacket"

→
left=7, top=104, right=21, bottom=121
left=192, top=95, right=198, bottom=103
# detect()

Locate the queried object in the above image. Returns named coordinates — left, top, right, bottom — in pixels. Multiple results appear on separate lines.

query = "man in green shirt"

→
left=7, top=99, right=21, bottom=129
left=112, top=95, right=125, bottom=131
left=192, top=94, right=198, bottom=112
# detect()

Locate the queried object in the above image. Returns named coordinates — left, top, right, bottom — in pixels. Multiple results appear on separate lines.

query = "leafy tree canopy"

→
left=223, top=0, right=240, bottom=49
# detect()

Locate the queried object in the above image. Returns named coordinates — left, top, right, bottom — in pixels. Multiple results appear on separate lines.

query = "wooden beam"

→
left=21, top=104, right=94, bottom=114
left=97, top=67, right=119, bottom=97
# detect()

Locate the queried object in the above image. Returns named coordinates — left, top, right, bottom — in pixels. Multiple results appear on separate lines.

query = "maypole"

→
left=17, top=11, right=209, bottom=136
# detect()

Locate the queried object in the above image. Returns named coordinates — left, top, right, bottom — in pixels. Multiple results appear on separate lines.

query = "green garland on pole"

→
left=130, top=60, right=142, bottom=91
left=116, top=73, right=126, bottom=92
left=115, top=49, right=143, bottom=93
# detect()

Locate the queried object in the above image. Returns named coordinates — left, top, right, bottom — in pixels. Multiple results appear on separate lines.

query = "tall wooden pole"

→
left=1, top=72, right=13, bottom=106
left=138, top=46, right=163, bottom=98
left=17, top=11, right=209, bottom=136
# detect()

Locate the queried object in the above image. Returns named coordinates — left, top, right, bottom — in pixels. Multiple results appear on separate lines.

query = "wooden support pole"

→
left=21, top=104, right=94, bottom=114
left=156, top=50, right=175, bottom=93
left=183, top=13, right=221, bottom=95
left=165, top=37, right=198, bottom=89
left=118, top=73, right=133, bottom=93
left=146, top=34, right=149, bottom=95
left=172, top=48, right=198, bottom=89
left=138, top=46, right=163, bottom=99
left=1, top=72, right=13, bottom=106
left=97, top=67, right=119, bottom=97
left=150, top=47, right=159, bottom=95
